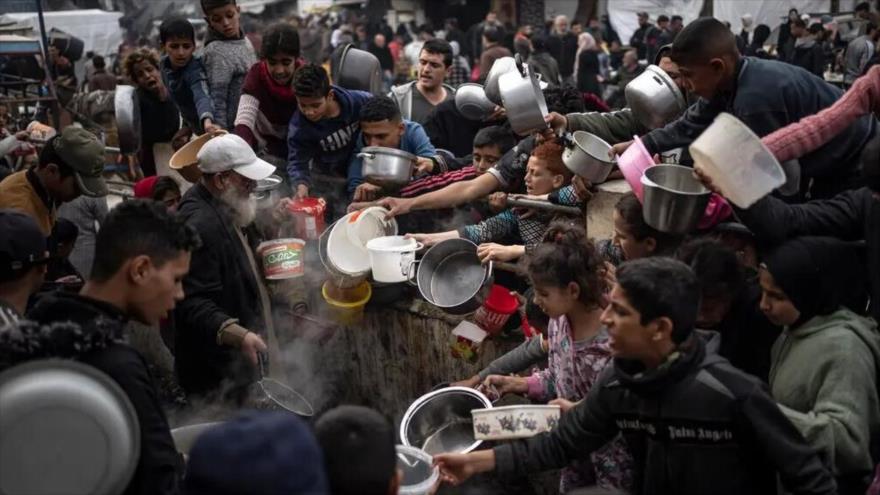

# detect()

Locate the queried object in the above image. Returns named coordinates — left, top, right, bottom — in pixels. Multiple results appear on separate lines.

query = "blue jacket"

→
left=348, top=120, right=436, bottom=193
left=161, top=55, right=214, bottom=134
left=641, top=57, right=877, bottom=199
left=287, top=85, right=373, bottom=188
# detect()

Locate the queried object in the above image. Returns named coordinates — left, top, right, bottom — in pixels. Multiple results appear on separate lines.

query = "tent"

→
left=4, top=9, right=124, bottom=57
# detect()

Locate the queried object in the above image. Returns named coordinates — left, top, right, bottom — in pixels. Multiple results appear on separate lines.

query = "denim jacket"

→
left=161, top=55, right=214, bottom=134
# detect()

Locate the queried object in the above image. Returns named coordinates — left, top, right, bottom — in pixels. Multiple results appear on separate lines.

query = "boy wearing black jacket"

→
left=435, top=258, right=836, bottom=495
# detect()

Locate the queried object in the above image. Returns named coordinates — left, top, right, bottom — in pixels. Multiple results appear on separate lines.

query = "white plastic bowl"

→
left=365, top=236, right=422, bottom=283
left=345, top=207, right=398, bottom=254
left=471, top=404, right=561, bottom=441
left=326, top=214, right=372, bottom=276
left=689, top=112, right=786, bottom=208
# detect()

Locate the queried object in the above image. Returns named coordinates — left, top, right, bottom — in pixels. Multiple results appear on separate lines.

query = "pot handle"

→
left=405, top=259, right=420, bottom=286
left=399, top=247, right=423, bottom=277
left=357, top=152, right=375, bottom=160
left=485, top=260, right=494, bottom=278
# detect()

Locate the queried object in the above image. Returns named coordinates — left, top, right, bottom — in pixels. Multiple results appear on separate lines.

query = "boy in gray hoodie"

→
left=201, top=0, right=257, bottom=129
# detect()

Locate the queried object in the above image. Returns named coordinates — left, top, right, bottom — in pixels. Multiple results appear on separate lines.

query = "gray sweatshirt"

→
left=203, top=30, right=257, bottom=129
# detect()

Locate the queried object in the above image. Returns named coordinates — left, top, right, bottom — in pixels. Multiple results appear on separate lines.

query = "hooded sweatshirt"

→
left=203, top=28, right=257, bottom=129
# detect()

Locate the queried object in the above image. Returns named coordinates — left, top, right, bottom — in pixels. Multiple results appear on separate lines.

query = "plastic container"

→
left=321, top=280, right=372, bottom=325
left=365, top=236, right=422, bottom=283
left=326, top=215, right=372, bottom=277
left=396, top=445, right=439, bottom=495
left=689, top=112, right=786, bottom=208
left=473, top=284, right=519, bottom=335
left=617, top=135, right=654, bottom=201
left=471, top=405, right=561, bottom=440
left=256, top=239, right=305, bottom=279
left=287, top=197, right=326, bottom=240
left=346, top=207, right=398, bottom=254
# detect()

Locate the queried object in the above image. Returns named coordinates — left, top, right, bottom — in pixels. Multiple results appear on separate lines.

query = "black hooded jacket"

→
left=20, top=292, right=182, bottom=495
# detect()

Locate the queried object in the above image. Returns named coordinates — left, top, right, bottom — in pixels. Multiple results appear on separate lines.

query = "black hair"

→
left=671, top=15, right=683, bottom=23
left=151, top=176, right=181, bottom=202
left=753, top=24, right=772, bottom=45
left=260, top=23, right=300, bottom=59
left=856, top=2, right=871, bottom=12
left=808, top=22, right=824, bottom=35
left=292, top=63, right=330, bottom=98
left=789, top=8, right=799, bottom=15
left=473, top=125, right=515, bottom=154
left=38, top=136, right=75, bottom=179
left=159, top=18, right=195, bottom=45
left=51, top=218, right=79, bottom=246
left=616, top=257, right=699, bottom=344
left=92, top=55, right=105, bottom=69
left=483, top=25, right=504, bottom=44
left=676, top=238, right=744, bottom=302
left=90, top=200, right=201, bottom=282
left=417, top=23, right=434, bottom=35
left=670, top=17, right=738, bottom=65
left=531, top=35, right=548, bottom=51
left=421, top=38, right=453, bottom=67
left=527, top=221, right=604, bottom=307
left=359, top=95, right=401, bottom=123
left=542, top=85, right=585, bottom=115
left=792, top=18, right=807, bottom=29
left=314, top=406, right=395, bottom=495
left=614, top=193, right=682, bottom=256
left=201, top=0, right=235, bottom=14
left=657, top=15, right=670, bottom=23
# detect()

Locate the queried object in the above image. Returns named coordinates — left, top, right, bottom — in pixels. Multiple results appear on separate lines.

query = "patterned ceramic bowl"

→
left=471, top=404, right=561, bottom=441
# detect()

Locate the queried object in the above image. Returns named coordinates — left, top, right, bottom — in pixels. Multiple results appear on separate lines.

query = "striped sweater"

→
left=234, top=59, right=304, bottom=159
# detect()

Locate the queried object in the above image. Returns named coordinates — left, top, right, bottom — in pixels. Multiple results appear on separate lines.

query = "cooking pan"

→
left=359, top=146, right=416, bottom=188
left=415, top=238, right=493, bottom=315
left=255, top=353, right=314, bottom=417
left=484, top=57, right=517, bottom=105
left=114, top=85, right=141, bottom=154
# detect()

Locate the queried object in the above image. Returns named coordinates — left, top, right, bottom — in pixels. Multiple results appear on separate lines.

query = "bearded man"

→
left=173, top=133, right=275, bottom=401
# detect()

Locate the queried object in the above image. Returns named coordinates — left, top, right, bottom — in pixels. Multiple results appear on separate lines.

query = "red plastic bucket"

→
left=288, top=197, right=326, bottom=240
left=473, top=285, right=519, bottom=335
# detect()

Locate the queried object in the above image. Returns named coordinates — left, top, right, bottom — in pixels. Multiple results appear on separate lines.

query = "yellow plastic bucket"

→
left=321, top=280, right=372, bottom=325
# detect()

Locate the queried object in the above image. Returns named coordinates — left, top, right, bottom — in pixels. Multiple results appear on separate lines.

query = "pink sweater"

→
left=762, top=65, right=880, bottom=163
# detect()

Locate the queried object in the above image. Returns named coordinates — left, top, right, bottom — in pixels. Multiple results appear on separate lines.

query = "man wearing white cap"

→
left=173, top=133, right=277, bottom=401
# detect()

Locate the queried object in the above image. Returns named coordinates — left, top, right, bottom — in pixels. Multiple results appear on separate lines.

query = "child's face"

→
left=531, top=281, right=579, bottom=318
left=206, top=4, right=241, bottom=39
left=132, top=60, right=163, bottom=93
left=612, top=210, right=654, bottom=261
left=296, top=93, right=331, bottom=122
left=758, top=267, right=801, bottom=327
left=471, top=144, right=502, bottom=174
left=266, top=52, right=297, bottom=85
left=163, top=36, right=195, bottom=69
left=523, top=157, right=564, bottom=196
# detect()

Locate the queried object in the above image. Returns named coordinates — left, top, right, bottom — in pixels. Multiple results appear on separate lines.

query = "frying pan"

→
left=256, top=353, right=314, bottom=417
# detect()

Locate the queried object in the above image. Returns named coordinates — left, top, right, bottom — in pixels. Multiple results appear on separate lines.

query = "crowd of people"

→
left=1, top=0, right=880, bottom=493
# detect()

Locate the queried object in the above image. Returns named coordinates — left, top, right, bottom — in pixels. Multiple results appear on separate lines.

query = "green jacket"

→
left=565, top=109, right=648, bottom=145
left=769, top=308, right=880, bottom=476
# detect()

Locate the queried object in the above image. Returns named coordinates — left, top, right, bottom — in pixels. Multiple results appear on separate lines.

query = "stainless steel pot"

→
left=641, top=165, right=711, bottom=234
left=454, top=83, right=496, bottom=121
left=483, top=57, right=517, bottom=105
left=359, top=146, right=416, bottom=189
left=114, top=85, right=141, bottom=154
left=253, top=174, right=283, bottom=210
left=561, top=131, right=616, bottom=183
left=416, top=238, right=493, bottom=315
left=336, top=45, right=383, bottom=95
left=399, top=386, right=492, bottom=455
left=499, top=67, right=548, bottom=135
left=625, top=65, right=687, bottom=130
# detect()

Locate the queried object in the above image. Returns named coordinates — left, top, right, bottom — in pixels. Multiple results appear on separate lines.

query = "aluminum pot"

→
left=483, top=57, right=518, bottom=105
left=415, top=238, right=493, bottom=315
left=114, top=85, right=141, bottom=154
left=499, top=67, right=548, bottom=135
left=359, top=146, right=415, bottom=189
left=455, top=83, right=496, bottom=121
left=336, top=45, right=383, bottom=95
left=562, top=131, right=616, bottom=183
left=641, top=165, right=711, bottom=234
left=625, top=65, right=687, bottom=130
left=399, top=386, right=492, bottom=455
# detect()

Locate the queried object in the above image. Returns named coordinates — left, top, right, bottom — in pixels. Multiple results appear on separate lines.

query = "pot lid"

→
left=361, top=146, right=417, bottom=161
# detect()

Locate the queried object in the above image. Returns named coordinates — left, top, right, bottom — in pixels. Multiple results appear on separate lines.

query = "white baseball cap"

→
left=196, top=133, right=276, bottom=181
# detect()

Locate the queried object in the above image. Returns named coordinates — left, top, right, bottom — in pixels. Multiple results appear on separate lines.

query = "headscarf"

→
left=573, top=32, right=597, bottom=76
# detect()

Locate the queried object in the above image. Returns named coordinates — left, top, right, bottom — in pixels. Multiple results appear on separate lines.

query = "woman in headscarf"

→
left=574, top=32, right=601, bottom=99
left=759, top=236, right=879, bottom=493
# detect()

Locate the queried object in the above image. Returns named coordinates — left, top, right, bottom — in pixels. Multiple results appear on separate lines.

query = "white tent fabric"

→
left=607, top=0, right=704, bottom=49
left=713, top=0, right=833, bottom=35
left=5, top=9, right=123, bottom=57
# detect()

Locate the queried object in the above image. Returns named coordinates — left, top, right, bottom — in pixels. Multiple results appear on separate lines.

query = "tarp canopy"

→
left=5, top=9, right=123, bottom=57
left=608, top=0, right=704, bottom=50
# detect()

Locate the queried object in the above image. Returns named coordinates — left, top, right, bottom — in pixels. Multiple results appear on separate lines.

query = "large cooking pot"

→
left=626, top=65, right=687, bottom=130
left=416, top=238, right=493, bottom=315
left=399, top=386, right=492, bottom=455
left=562, top=131, right=616, bottom=183
left=336, top=45, right=383, bottom=95
left=499, top=67, right=548, bottom=136
left=114, top=85, right=141, bottom=154
left=359, top=146, right=415, bottom=189
left=0, top=359, right=140, bottom=495
left=483, top=57, right=518, bottom=105
left=455, top=83, right=496, bottom=121
left=641, top=165, right=711, bottom=234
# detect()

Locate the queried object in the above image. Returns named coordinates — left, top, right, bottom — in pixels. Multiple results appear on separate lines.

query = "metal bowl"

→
left=641, top=164, right=711, bottom=234
left=114, top=85, right=141, bottom=154
left=562, top=131, right=616, bottom=183
left=625, top=65, right=686, bottom=130
left=0, top=359, right=140, bottom=495
left=337, top=45, right=383, bottom=95
left=455, top=83, right=496, bottom=121
left=359, top=146, right=415, bottom=189
left=400, top=387, right=492, bottom=455
left=484, top=57, right=518, bottom=105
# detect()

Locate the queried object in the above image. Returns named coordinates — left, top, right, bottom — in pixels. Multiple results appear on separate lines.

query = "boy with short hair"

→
left=159, top=17, right=218, bottom=135
left=201, top=0, right=257, bottom=129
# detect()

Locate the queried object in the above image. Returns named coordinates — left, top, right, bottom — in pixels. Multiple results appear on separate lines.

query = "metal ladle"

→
left=256, top=353, right=314, bottom=417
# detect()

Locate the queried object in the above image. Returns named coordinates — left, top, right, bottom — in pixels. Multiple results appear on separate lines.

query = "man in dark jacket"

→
left=545, top=15, right=578, bottom=84
left=23, top=199, right=201, bottom=495
left=785, top=19, right=826, bottom=76
left=620, top=17, right=876, bottom=199
left=629, top=12, right=653, bottom=60
left=434, top=257, right=836, bottom=495
left=173, top=133, right=274, bottom=400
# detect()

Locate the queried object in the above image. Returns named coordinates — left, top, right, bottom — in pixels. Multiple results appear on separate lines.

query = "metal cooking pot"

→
left=253, top=174, right=283, bottom=210
left=625, top=65, right=687, bottom=130
left=483, top=57, right=518, bottom=105
left=336, top=45, right=383, bottom=95
left=0, top=359, right=140, bottom=495
left=562, top=131, right=616, bottom=183
left=359, top=146, right=416, bottom=189
left=499, top=67, right=548, bottom=136
left=455, top=83, right=496, bottom=121
left=641, top=165, right=711, bottom=234
left=416, top=238, right=493, bottom=315
left=114, top=85, right=141, bottom=154
left=399, top=386, right=492, bottom=455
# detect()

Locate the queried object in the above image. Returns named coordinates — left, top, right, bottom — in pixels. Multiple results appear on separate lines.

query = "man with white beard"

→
left=173, top=133, right=277, bottom=402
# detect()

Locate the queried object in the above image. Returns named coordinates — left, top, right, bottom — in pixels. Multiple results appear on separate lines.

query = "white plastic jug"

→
left=365, top=236, right=422, bottom=283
